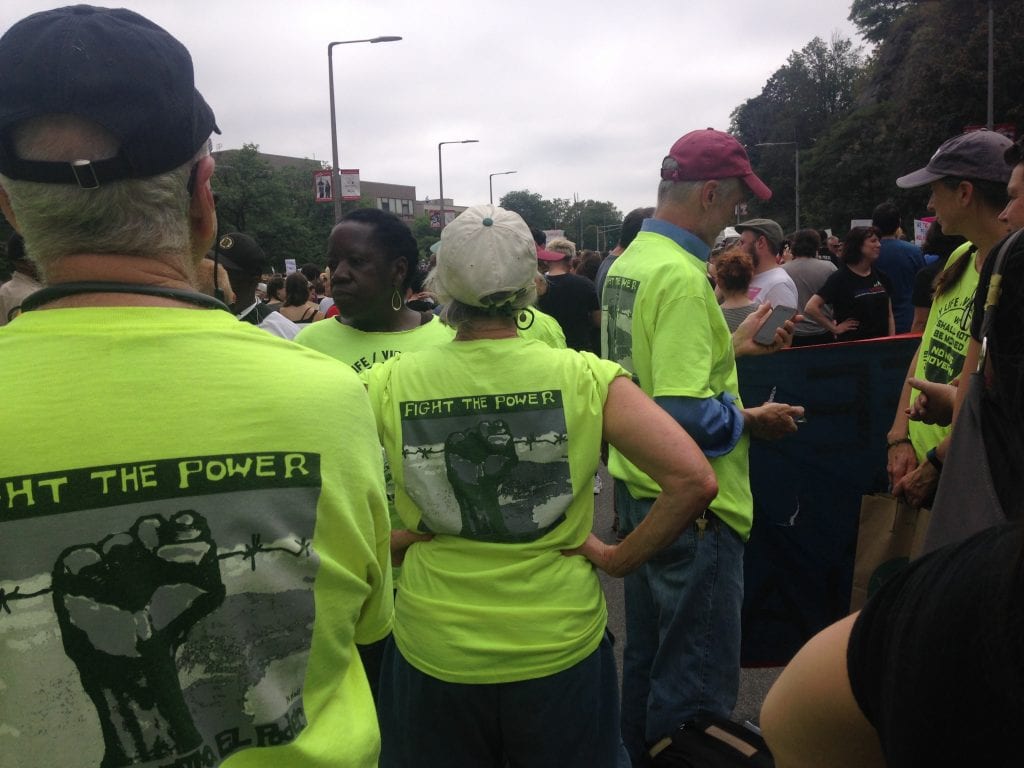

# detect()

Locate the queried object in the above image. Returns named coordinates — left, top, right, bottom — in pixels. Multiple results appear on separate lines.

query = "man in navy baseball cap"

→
left=0, top=8, right=393, bottom=767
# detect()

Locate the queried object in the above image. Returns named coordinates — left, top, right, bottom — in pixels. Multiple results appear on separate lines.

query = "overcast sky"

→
left=7, top=0, right=863, bottom=216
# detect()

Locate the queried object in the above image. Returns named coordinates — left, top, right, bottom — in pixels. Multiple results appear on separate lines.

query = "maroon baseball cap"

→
left=661, top=128, right=772, bottom=201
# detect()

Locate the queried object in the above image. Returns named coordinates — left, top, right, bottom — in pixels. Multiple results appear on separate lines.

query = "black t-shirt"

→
left=538, top=273, right=600, bottom=352
left=816, top=266, right=893, bottom=341
left=847, top=523, right=1024, bottom=767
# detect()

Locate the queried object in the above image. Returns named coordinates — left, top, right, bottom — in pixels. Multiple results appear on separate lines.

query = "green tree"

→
left=730, top=34, right=864, bottom=231
left=499, top=190, right=557, bottom=229
left=797, top=0, right=1024, bottom=233
left=411, top=215, right=439, bottom=263
left=213, top=144, right=370, bottom=270
left=848, top=0, right=914, bottom=44
left=558, top=200, right=623, bottom=252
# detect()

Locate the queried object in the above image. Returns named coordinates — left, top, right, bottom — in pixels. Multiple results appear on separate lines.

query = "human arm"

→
left=910, top=307, right=929, bottom=334
left=564, top=377, right=718, bottom=577
left=391, top=529, right=434, bottom=566
left=654, top=390, right=803, bottom=457
left=760, top=614, right=886, bottom=768
left=589, top=308, right=602, bottom=328
left=905, top=377, right=957, bottom=426
left=804, top=294, right=857, bottom=336
left=886, top=347, right=921, bottom=488
left=886, top=302, right=895, bottom=336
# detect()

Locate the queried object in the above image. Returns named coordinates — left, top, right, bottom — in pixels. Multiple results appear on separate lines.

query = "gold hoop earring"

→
left=391, top=288, right=403, bottom=312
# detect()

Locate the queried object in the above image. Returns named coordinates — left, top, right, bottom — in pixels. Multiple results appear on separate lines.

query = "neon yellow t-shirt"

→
left=366, top=338, right=627, bottom=684
left=603, top=229, right=753, bottom=539
left=294, top=314, right=454, bottom=373
left=909, top=242, right=978, bottom=461
left=294, top=313, right=454, bottom=581
left=0, top=307, right=391, bottom=768
left=518, top=306, right=567, bottom=348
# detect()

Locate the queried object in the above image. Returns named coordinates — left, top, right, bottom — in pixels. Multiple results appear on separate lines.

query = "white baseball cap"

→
left=434, top=204, right=537, bottom=309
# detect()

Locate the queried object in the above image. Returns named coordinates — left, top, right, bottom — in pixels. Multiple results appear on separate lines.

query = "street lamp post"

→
left=438, top=139, right=478, bottom=229
left=755, top=141, right=799, bottom=230
left=488, top=170, right=517, bottom=205
left=328, top=36, right=401, bottom=223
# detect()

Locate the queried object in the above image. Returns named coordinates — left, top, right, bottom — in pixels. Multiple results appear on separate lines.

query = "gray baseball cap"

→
left=736, top=218, right=784, bottom=252
left=896, top=130, right=1013, bottom=188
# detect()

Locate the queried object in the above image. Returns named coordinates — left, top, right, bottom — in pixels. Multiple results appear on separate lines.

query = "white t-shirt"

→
left=747, top=267, right=799, bottom=308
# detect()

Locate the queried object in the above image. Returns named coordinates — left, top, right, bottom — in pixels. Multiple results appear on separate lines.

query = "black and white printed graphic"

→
left=399, top=391, right=572, bottom=542
left=0, top=453, right=322, bottom=767
left=921, top=293, right=973, bottom=384
left=603, top=275, right=639, bottom=378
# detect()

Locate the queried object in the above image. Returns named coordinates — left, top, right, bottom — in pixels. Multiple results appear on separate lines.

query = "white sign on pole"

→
left=284, top=259, right=297, bottom=275
left=340, top=169, right=361, bottom=201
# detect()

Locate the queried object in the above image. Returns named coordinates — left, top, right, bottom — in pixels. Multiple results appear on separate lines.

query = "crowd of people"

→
left=0, top=6, right=1021, bottom=768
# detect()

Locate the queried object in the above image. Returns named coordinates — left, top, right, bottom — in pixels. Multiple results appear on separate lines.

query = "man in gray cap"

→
left=736, top=217, right=799, bottom=308
left=0, top=7, right=390, bottom=767
left=886, top=129, right=1012, bottom=509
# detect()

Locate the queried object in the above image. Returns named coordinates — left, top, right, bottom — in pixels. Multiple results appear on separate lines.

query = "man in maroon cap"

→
left=602, top=128, right=803, bottom=765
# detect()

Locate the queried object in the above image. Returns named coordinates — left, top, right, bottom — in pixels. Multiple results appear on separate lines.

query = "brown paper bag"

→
left=850, top=494, right=931, bottom=612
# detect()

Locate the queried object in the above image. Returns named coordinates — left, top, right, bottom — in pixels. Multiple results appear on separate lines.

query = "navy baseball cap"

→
left=0, top=5, right=219, bottom=188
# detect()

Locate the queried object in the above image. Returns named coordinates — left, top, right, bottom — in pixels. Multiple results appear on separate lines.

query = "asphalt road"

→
left=593, top=464, right=782, bottom=727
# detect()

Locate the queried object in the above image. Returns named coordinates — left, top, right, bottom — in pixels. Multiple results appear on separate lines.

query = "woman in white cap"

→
left=365, top=204, right=717, bottom=768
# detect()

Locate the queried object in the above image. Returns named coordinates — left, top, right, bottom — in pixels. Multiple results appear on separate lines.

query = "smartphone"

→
left=754, top=305, right=798, bottom=345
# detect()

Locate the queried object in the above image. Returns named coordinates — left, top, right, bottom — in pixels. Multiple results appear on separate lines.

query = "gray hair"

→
left=657, top=157, right=741, bottom=206
left=425, top=265, right=538, bottom=329
left=0, top=115, right=208, bottom=280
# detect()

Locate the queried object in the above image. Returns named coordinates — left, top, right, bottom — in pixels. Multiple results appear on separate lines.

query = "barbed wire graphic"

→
left=400, top=432, right=569, bottom=459
left=0, top=533, right=314, bottom=618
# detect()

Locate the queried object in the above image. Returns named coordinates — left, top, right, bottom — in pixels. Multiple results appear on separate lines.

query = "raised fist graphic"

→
left=444, top=419, right=519, bottom=538
left=51, top=511, right=225, bottom=767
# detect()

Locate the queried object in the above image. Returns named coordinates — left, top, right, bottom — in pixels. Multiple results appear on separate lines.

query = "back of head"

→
left=429, top=204, right=538, bottom=323
left=715, top=247, right=755, bottom=293
left=545, top=237, right=577, bottom=261
left=871, top=202, right=901, bottom=236
left=791, top=229, right=822, bottom=258
left=0, top=5, right=219, bottom=279
left=658, top=128, right=771, bottom=207
left=284, top=271, right=311, bottom=306
left=619, top=207, right=654, bottom=250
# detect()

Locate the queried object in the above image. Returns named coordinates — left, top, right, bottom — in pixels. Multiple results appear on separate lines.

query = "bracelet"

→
left=886, top=437, right=912, bottom=450
left=925, top=447, right=944, bottom=473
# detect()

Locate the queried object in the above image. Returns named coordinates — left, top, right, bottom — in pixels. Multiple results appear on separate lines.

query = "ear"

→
left=0, top=185, right=19, bottom=231
left=188, top=155, right=217, bottom=258
left=700, top=179, right=720, bottom=210
left=390, top=253, right=409, bottom=289
left=957, top=180, right=976, bottom=208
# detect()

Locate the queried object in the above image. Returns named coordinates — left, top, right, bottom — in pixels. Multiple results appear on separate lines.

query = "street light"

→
left=488, top=170, right=517, bottom=205
left=438, top=140, right=478, bottom=229
left=755, top=142, right=799, bottom=230
left=328, top=36, right=402, bottom=223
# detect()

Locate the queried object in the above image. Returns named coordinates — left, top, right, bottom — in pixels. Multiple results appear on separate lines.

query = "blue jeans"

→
left=379, top=632, right=629, bottom=768
left=616, top=483, right=745, bottom=767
